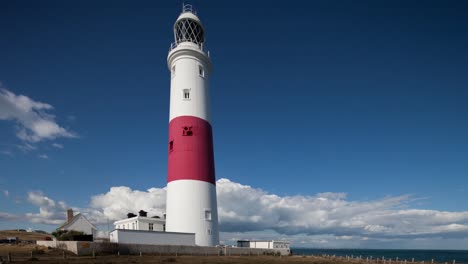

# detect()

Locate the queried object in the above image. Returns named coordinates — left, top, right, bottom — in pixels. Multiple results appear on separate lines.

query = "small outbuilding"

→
left=58, top=209, right=97, bottom=238
left=237, top=240, right=291, bottom=255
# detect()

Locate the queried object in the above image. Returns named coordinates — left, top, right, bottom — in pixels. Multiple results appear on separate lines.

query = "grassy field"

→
left=0, top=244, right=363, bottom=264
left=0, top=230, right=362, bottom=263
left=0, top=230, right=52, bottom=241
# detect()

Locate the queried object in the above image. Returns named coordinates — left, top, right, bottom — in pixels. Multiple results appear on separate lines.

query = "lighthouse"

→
left=165, top=5, right=219, bottom=246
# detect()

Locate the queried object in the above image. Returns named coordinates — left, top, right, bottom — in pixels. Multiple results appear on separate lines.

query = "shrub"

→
left=52, top=230, right=86, bottom=241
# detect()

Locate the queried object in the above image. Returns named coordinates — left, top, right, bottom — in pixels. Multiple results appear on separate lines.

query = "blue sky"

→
left=1, top=1, right=468, bottom=248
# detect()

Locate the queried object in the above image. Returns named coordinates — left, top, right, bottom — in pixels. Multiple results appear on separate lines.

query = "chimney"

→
left=127, top=213, right=136, bottom=218
left=138, top=210, right=147, bottom=217
left=67, top=209, right=74, bottom=223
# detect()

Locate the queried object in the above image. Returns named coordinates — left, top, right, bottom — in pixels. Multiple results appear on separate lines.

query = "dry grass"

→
left=0, top=244, right=362, bottom=264
left=0, top=231, right=370, bottom=264
left=0, top=230, right=52, bottom=241
left=0, top=244, right=49, bottom=254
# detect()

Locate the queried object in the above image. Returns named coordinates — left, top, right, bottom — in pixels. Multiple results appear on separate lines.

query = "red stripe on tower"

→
left=167, top=115, right=215, bottom=185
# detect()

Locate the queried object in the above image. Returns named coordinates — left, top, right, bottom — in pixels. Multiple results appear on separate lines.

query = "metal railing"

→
left=182, top=4, right=196, bottom=15
left=169, top=41, right=209, bottom=57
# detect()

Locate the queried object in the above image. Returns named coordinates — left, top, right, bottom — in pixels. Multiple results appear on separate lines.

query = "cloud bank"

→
left=215, top=179, right=468, bottom=240
left=88, top=186, right=167, bottom=221
left=0, top=87, right=76, bottom=143
left=25, top=191, right=68, bottom=225
left=4, top=178, right=467, bottom=247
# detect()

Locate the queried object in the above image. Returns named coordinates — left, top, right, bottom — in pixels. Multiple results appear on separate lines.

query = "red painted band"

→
left=167, top=116, right=216, bottom=185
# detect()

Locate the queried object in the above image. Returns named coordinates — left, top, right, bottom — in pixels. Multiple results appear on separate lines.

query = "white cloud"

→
left=52, top=143, right=64, bottom=149
left=0, top=87, right=77, bottom=143
left=38, top=154, right=49, bottom=159
left=16, top=143, right=37, bottom=152
left=216, top=179, right=468, bottom=239
left=0, top=212, right=18, bottom=221
left=24, top=191, right=68, bottom=225
left=88, top=186, right=167, bottom=222
left=2, top=178, right=468, bottom=248
left=84, top=179, right=468, bottom=241
left=3, top=188, right=166, bottom=227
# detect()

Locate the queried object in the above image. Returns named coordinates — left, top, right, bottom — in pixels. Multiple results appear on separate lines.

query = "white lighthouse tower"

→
left=165, top=5, right=219, bottom=246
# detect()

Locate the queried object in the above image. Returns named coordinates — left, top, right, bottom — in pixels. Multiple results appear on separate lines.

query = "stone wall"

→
left=36, top=241, right=289, bottom=256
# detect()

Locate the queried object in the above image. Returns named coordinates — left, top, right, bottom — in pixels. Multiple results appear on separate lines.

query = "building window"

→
left=183, top=89, right=190, bottom=100
left=163, top=224, right=166, bottom=232
left=207, top=229, right=211, bottom=235
left=171, top=65, right=176, bottom=77
left=198, top=65, right=204, bottom=77
left=169, top=140, right=174, bottom=152
left=149, top=223, right=154, bottom=231
left=182, top=126, right=193, bottom=136
left=205, top=210, right=211, bottom=221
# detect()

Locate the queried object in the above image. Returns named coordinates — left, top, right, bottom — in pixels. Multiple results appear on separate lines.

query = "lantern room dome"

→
left=173, top=4, right=205, bottom=46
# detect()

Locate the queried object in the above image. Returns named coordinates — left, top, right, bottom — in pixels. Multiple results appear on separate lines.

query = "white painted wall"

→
left=239, top=240, right=290, bottom=250
left=272, top=241, right=290, bottom=249
left=63, top=214, right=96, bottom=237
left=251, top=241, right=271, bottom=249
left=114, top=216, right=165, bottom=232
left=166, top=180, right=219, bottom=246
left=109, top=229, right=195, bottom=246
left=168, top=42, right=211, bottom=123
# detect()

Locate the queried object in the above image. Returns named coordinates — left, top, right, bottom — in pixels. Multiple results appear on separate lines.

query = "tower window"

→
left=171, top=65, right=176, bottom=77
left=183, top=89, right=190, bottom=100
left=204, top=210, right=212, bottom=221
left=182, top=126, right=193, bottom=136
left=198, top=65, right=204, bottom=77
left=149, top=223, right=154, bottom=231
left=169, top=140, right=174, bottom=152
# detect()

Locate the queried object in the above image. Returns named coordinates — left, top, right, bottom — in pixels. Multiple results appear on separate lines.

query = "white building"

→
left=58, top=209, right=97, bottom=238
left=237, top=240, right=291, bottom=255
left=110, top=210, right=195, bottom=246
left=113, top=210, right=165, bottom=232
left=109, top=229, right=195, bottom=246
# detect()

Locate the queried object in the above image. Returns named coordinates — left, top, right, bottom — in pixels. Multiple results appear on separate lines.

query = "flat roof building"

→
left=237, top=240, right=291, bottom=255
left=113, top=210, right=165, bottom=232
left=110, top=210, right=195, bottom=246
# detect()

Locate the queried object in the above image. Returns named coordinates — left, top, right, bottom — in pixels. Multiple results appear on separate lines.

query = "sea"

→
left=292, top=248, right=468, bottom=263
